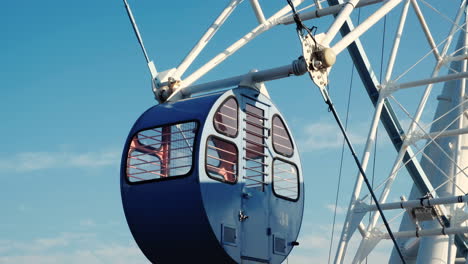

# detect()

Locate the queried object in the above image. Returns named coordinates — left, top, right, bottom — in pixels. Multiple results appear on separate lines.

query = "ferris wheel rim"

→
left=325, top=0, right=468, bottom=263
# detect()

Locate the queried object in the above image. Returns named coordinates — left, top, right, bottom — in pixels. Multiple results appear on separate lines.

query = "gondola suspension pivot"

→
left=299, top=32, right=336, bottom=92
left=153, top=68, right=180, bottom=102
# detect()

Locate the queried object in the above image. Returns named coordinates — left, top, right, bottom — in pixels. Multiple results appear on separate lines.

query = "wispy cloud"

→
left=288, top=230, right=392, bottom=264
left=0, top=232, right=148, bottom=264
left=79, top=219, right=96, bottom=228
left=325, top=204, right=347, bottom=215
left=0, top=244, right=147, bottom=264
left=0, top=233, right=96, bottom=253
left=297, top=121, right=367, bottom=151
left=0, top=149, right=120, bottom=172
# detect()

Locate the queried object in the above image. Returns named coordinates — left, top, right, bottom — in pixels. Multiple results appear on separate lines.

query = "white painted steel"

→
left=179, top=0, right=306, bottom=89
left=440, top=1, right=466, bottom=58
left=279, top=0, right=383, bottom=25
left=382, top=227, right=468, bottom=240
left=334, top=95, right=386, bottom=263
left=121, top=1, right=468, bottom=262
left=449, top=54, right=468, bottom=63
left=175, top=0, right=243, bottom=79
left=412, top=127, right=468, bottom=142
left=168, top=59, right=308, bottom=101
left=366, top=64, right=443, bottom=235
left=364, top=195, right=468, bottom=211
left=394, top=72, right=468, bottom=90
left=332, top=0, right=403, bottom=55
left=123, top=0, right=157, bottom=78
left=313, top=0, right=323, bottom=9
left=410, top=0, right=441, bottom=61
left=384, top=0, right=410, bottom=83
left=366, top=24, right=462, bottom=229
left=321, top=0, right=361, bottom=47
left=249, top=0, right=266, bottom=24
left=406, top=28, right=468, bottom=264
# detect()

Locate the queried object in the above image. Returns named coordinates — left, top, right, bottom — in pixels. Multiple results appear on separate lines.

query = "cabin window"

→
left=272, top=115, right=294, bottom=157
left=126, top=121, right=197, bottom=183
left=206, top=136, right=238, bottom=183
left=244, top=103, right=268, bottom=189
left=214, top=97, right=238, bottom=138
left=272, top=159, right=299, bottom=201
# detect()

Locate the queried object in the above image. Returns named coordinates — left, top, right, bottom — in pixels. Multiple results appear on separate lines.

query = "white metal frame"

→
left=124, top=0, right=468, bottom=263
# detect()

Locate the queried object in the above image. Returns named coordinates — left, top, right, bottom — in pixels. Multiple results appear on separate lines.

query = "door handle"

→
left=239, top=210, right=249, bottom=222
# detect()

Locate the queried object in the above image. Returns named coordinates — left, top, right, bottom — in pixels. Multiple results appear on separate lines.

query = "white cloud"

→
left=79, top=219, right=96, bottom=228
left=0, top=232, right=149, bottom=264
left=0, top=245, right=148, bottom=264
left=325, top=204, right=347, bottom=215
left=399, top=118, right=431, bottom=136
left=298, top=234, right=330, bottom=250
left=0, top=149, right=120, bottom=172
left=290, top=220, right=393, bottom=263
left=0, top=233, right=96, bottom=253
left=298, top=121, right=367, bottom=151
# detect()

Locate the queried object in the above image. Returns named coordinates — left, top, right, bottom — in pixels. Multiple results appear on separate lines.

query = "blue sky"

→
left=1, top=0, right=462, bottom=263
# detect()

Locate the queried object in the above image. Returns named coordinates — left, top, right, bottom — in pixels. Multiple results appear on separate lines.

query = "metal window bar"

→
left=138, top=127, right=195, bottom=137
left=273, top=123, right=286, bottom=130
left=130, top=145, right=194, bottom=155
left=244, top=174, right=265, bottom=178
left=273, top=160, right=298, bottom=198
left=272, top=132, right=290, bottom=141
left=244, top=118, right=270, bottom=130
left=208, top=145, right=238, bottom=156
left=244, top=105, right=268, bottom=189
left=128, top=168, right=191, bottom=178
left=128, top=158, right=162, bottom=168
left=128, top=166, right=165, bottom=177
left=214, top=120, right=238, bottom=130
left=176, top=125, right=194, bottom=152
left=272, top=142, right=293, bottom=150
left=206, top=164, right=236, bottom=176
left=274, top=167, right=297, bottom=174
left=274, top=185, right=299, bottom=192
left=207, top=154, right=237, bottom=166
left=243, top=147, right=268, bottom=157
left=273, top=176, right=298, bottom=184
left=127, top=123, right=196, bottom=182
left=221, top=103, right=237, bottom=111
left=245, top=138, right=268, bottom=148
left=129, top=164, right=192, bottom=175
left=244, top=166, right=269, bottom=175
left=244, top=128, right=268, bottom=139
left=215, top=111, right=237, bottom=121
left=243, top=156, right=269, bottom=166
left=247, top=165, right=265, bottom=170
left=245, top=111, right=268, bottom=121
left=136, top=136, right=196, bottom=145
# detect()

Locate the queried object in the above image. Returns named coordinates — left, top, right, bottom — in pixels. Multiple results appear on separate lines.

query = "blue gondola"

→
left=121, top=87, right=304, bottom=263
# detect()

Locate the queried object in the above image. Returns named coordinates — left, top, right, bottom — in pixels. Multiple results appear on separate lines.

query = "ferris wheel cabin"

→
left=121, top=87, right=304, bottom=263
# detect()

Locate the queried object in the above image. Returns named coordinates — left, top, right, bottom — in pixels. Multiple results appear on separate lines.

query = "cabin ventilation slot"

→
left=243, top=103, right=268, bottom=189
left=273, top=236, right=286, bottom=255
left=222, top=225, right=237, bottom=246
left=126, top=121, right=197, bottom=182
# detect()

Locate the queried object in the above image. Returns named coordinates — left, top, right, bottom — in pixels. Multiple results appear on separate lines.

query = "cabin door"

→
left=240, top=95, right=271, bottom=263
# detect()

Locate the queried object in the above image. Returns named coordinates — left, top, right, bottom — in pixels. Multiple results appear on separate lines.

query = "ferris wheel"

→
left=120, top=0, right=468, bottom=263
